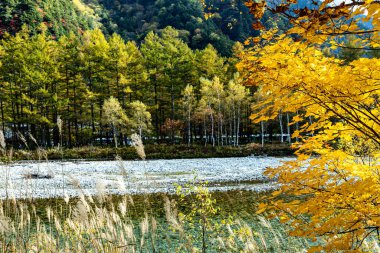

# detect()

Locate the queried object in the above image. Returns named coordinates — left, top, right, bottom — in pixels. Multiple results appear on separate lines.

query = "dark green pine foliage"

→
left=0, top=0, right=98, bottom=38
left=141, top=27, right=198, bottom=138
left=84, top=0, right=240, bottom=55
left=205, top=0, right=256, bottom=41
left=89, top=0, right=288, bottom=56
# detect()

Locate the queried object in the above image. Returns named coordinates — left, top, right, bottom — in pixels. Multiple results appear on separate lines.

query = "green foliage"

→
left=0, top=26, right=257, bottom=148
left=175, top=179, right=222, bottom=252
left=0, top=0, right=98, bottom=38
left=102, top=96, right=129, bottom=148
left=129, top=101, right=152, bottom=137
left=90, top=0, right=238, bottom=55
left=0, top=0, right=291, bottom=57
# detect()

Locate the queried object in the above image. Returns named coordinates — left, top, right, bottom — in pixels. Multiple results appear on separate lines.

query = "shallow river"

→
left=0, top=156, right=294, bottom=199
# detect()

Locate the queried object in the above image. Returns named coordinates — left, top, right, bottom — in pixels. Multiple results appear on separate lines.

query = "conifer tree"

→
left=196, top=44, right=226, bottom=82
left=57, top=32, right=91, bottom=146
left=80, top=28, right=110, bottom=142
left=125, top=41, right=148, bottom=105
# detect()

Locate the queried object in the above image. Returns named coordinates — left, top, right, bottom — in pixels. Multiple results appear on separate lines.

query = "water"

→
left=0, top=156, right=294, bottom=199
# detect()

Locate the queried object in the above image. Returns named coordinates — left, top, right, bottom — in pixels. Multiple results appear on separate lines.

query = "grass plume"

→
left=131, top=133, right=146, bottom=160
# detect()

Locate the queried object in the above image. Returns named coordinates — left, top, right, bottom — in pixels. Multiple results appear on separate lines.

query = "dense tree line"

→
left=0, top=26, right=262, bottom=148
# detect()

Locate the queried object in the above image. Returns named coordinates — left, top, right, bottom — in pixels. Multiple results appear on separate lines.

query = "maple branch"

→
left=323, top=0, right=380, bottom=9
left=356, top=227, right=379, bottom=249
left=338, top=45, right=380, bottom=51
left=298, top=84, right=380, bottom=146
left=318, top=30, right=380, bottom=36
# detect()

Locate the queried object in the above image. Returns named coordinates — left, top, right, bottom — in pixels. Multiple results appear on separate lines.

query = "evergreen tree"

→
left=80, top=28, right=110, bottom=142
left=0, top=26, right=255, bottom=147
left=57, top=32, right=91, bottom=146
left=196, top=44, right=226, bottom=82
left=141, top=27, right=196, bottom=140
left=125, top=41, right=148, bottom=103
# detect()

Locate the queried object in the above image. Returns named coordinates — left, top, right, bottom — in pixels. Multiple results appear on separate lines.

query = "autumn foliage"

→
left=238, top=0, right=380, bottom=251
left=245, top=0, right=380, bottom=49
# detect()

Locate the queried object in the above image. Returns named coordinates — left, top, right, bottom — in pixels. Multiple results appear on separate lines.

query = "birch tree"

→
left=181, top=85, right=196, bottom=146
left=129, top=101, right=152, bottom=138
left=102, top=97, right=128, bottom=149
left=226, top=73, right=249, bottom=146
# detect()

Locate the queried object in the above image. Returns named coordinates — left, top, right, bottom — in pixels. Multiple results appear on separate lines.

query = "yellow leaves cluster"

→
left=239, top=0, right=380, bottom=249
left=245, top=0, right=379, bottom=50
left=239, top=37, right=380, bottom=251
left=263, top=152, right=380, bottom=251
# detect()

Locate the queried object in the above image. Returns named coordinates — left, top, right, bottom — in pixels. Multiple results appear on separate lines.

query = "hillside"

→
left=0, top=0, right=286, bottom=56
left=0, top=0, right=100, bottom=38
left=89, top=0, right=253, bottom=55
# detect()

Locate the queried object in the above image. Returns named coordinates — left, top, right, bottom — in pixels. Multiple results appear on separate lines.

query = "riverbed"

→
left=0, top=156, right=293, bottom=199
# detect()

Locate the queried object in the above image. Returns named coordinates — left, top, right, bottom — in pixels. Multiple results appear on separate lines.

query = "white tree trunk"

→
left=211, top=112, right=215, bottom=147
left=229, top=111, right=233, bottom=146
left=218, top=96, right=223, bottom=146
left=261, top=121, right=265, bottom=147
left=204, top=113, right=207, bottom=147
left=113, top=126, right=118, bottom=149
left=279, top=112, right=284, bottom=143
left=233, top=105, right=236, bottom=146
left=286, top=113, right=292, bottom=144
left=237, top=105, right=241, bottom=146
left=188, top=109, right=191, bottom=147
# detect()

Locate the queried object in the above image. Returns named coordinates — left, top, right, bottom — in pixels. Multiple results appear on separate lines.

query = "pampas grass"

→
left=131, top=133, right=146, bottom=160
left=57, top=116, right=62, bottom=138
left=1, top=186, right=378, bottom=252
left=0, top=130, right=5, bottom=151
left=0, top=133, right=371, bottom=253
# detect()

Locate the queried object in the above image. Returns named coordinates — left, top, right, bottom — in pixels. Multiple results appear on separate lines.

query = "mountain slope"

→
left=0, top=0, right=284, bottom=56
left=0, top=0, right=100, bottom=37
left=85, top=0, right=250, bottom=55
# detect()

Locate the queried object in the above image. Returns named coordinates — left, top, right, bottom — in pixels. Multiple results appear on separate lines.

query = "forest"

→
left=0, top=0, right=295, bottom=149
left=0, top=27, right=373, bottom=149
left=0, top=0, right=379, bottom=252
left=0, top=25, right=264, bottom=148
left=0, top=0, right=289, bottom=56
left=0, top=0, right=332, bottom=149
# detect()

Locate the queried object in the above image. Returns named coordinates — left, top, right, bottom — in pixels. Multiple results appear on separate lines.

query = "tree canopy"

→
left=238, top=0, right=380, bottom=251
left=0, top=26, right=254, bottom=148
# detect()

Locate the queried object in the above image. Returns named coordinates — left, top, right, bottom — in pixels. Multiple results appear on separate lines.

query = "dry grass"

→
left=0, top=193, right=309, bottom=253
left=0, top=177, right=378, bottom=252
left=0, top=130, right=6, bottom=151
left=131, top=134, right=146, bottom=160
left=0, top=134, right=376, bottom=252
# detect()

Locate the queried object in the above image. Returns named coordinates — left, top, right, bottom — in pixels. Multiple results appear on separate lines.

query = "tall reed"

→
left=0, top=133, right=376, bottom=252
